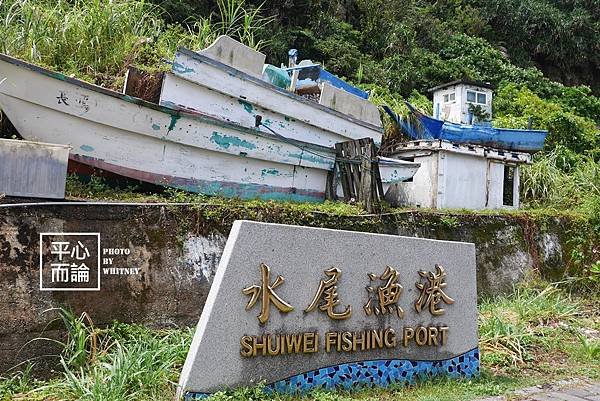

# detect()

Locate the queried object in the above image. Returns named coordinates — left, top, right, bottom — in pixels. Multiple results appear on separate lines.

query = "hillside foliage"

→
left=0, top=0, right=598, bottom=217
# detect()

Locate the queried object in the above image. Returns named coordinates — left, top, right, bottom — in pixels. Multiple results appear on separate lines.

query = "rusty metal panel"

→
left=0, top=138, right=70, bottom=199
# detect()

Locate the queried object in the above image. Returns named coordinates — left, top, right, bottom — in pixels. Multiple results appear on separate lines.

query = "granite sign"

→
left=177, top=220, right=479, bottom=398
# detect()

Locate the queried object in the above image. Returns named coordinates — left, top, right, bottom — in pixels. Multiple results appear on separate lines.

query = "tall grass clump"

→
left=0, top=0, right=272, bottom=88
left=0, top=365, right=35, bottom=399
left=27, top=308, right=193, bottom=401
left=0, top=0, right=163, bottom=86
left=478, top=285, right=581, bottom=367
left=520, top=146, right=600, bottom=226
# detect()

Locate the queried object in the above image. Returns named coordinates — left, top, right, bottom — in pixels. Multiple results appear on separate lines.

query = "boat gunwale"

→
left=0, top=136, right=72, bottom=149
left=419, top=112, right=548, bottom=134
left=0, top=52, right=336, bottom=158
left=377, top=157, right=421, bottom=167
left=175, top=47, right=384, bottom=133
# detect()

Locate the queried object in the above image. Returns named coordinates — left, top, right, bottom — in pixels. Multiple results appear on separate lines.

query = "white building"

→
left=430, top=79, right=494, bottom=124
left=385, top=140, right=531, bottom=210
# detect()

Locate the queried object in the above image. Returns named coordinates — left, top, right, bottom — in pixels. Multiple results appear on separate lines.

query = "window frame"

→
left=443, top=92, right=456, bottom=103
left=466, top=89, right=488, bottom=105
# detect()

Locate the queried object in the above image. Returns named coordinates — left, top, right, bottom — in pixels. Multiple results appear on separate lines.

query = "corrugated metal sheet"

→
left=0, top=138, right=70, bottom=199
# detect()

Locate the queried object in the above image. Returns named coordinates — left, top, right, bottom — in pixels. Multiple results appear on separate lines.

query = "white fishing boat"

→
left=157, top=36, right=383, bottom=148
left=0, top=37, right=419, bottom=202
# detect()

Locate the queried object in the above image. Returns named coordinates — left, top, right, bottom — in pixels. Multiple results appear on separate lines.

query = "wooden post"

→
left=325, top=162, right=338, bottom=201
left=360, top=141, right=373, bottom=212
left=335, top=143, right=351, bottom=200
left=333, top=138, right=382, bottom=213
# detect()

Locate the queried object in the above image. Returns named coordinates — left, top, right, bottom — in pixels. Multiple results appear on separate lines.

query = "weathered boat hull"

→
left=378, top=157, right=421, bottom=185
left=0, top=54, right=420, bottom=202
left=159, top=72, right=349, bottom=148
left=0, top=54, right=334, bottom=202
left=384, top=104, right=548, bottom=153
left=162, top=48, right=383, bottom=146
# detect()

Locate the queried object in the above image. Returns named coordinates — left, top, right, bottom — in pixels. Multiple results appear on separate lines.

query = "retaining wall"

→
left=0, top=202, right=592, bottom=373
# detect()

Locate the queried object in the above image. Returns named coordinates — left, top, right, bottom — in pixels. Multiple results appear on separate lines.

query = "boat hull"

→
left=384, top=104, right=547, bottom=153
left=437, top=123, right=547, bottom=153
left=160, top=72, right=348, bottom=148
left=0, top=54, right=334, bottom=202
left=165, top=48, right=383, bottom=145
left=378, top=157, right=421, bottom=185
left=419, top=113, right=548, bottom=152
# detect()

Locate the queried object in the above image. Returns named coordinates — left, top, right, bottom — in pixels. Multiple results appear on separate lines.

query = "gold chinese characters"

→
left=305, top=267, right=352, bottom=320
left=242, top=263, right=294, bottom=324
left=415, top=264, right=455, bottom=316
left=242, top=263, right=455, bottom=324
left=364, top=266, right=404, bottom=318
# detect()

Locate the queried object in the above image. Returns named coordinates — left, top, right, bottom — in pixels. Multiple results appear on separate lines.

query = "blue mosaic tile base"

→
left=185, top=347, right=479, bottom=400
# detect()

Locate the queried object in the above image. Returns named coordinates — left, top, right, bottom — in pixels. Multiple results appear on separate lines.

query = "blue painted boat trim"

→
left=287, top=64, right=369, bottom=99
left=384, top=103, right=547, bottom=153
left=184, top=347, right=480, bottom=399
left=70, top=154, right=325, bottom=203
left=318, top=69, right=369, bottom=99
left=175, top=48, right=382, bottom=133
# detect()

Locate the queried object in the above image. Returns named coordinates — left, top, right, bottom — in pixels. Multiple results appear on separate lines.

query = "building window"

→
left=443, top=93, right=455, bottom=103
left=503, top=165, right=515, bottom=206
left=467, top=90, right=487, bottom=105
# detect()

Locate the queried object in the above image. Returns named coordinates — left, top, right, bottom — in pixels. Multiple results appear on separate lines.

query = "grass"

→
left=0, top=282, right=598, bottom=401
left=0, top=313, right=193, bottom=401
left=519, top=146, right=600, bottom=230
left=0, top=0, right=271, bottom=89
left=61, top=173, right=594, bottom=221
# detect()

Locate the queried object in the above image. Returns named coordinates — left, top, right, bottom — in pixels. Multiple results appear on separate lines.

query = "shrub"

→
left=493, top=84, right=599, bottom=155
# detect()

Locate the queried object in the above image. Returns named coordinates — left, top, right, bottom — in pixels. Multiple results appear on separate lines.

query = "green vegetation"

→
left=0, top=0, right=271, bottom=89
left=520, top=147, right=600, bottom=230
left=1, top=283, right=598, bottom=400
left=0, top=308, right=193, bottom=401
left=0, top=0, right=597, bottom=219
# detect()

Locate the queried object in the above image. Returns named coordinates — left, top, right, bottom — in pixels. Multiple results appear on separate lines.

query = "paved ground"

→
left=476, top=380, right=600, bottom=401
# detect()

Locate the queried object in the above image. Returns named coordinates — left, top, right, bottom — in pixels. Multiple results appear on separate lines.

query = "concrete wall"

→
left=0, top=202, right=591, bottom=374
left=386, top=153, right=439, bottom=208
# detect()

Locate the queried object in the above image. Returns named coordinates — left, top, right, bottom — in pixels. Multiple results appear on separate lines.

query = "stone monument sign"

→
left=178, top=220, right=479, bottom=398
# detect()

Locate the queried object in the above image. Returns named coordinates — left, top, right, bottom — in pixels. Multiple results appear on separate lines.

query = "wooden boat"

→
left=158, top=38, right=382, bottom=147
left=384, top=103, right=547, bottom=153
left=0, top=37, right=419, bottom=202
